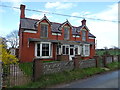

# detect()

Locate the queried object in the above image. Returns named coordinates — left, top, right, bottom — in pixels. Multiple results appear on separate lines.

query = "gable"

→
left=81, top=25, right=90, bottom=31
left=36, top=15, right=51, bottom=26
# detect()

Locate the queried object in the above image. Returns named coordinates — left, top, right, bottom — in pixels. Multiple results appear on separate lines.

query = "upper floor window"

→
left=41, top=24, right=48, bottom=38
left=82, top=30, right=86, bottom=41
left=64, top=27, right=69, bottom=40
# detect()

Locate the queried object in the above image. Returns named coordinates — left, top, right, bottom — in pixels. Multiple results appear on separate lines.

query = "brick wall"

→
left=79, top=59, right=96, bottom=68
left=42, top=61, right=74, bottom=74
left=33, top=55, right=119, bottom=81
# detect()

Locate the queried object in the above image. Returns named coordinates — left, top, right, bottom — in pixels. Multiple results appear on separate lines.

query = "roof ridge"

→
left=23, top=17, right=39, bottom=21
left=51, top=22, right=62, bottom=25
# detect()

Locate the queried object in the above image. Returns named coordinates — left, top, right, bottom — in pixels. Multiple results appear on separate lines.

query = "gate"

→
left=2, top=63, right=31, bottom=88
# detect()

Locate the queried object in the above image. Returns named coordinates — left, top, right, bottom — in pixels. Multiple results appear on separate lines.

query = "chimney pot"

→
left=81, top=19, right=86, bottom=26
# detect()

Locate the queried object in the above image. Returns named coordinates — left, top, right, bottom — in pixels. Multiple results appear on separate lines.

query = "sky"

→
left=0, top=1, right=119, bottom=49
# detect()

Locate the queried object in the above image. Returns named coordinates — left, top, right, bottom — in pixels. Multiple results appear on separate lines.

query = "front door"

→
left=69, top=47, right=75, bottom=61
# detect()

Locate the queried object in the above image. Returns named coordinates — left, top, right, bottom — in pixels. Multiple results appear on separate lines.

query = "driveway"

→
left=52, top=70, right=119, bottom=88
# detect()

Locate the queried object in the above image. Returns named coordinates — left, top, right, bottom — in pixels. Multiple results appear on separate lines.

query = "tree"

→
left=0, top=37, right=7, bottom=48
left=104, top=46, right=108, bottom=50
left=6, top=30, right=19, bottom=48
left=0, top=44, right=18, bottom=64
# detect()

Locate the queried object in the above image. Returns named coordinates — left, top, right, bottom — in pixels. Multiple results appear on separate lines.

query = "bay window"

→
left=83, top=44, right=90, bottom=56
left=36, top=42, right=52, bottom=58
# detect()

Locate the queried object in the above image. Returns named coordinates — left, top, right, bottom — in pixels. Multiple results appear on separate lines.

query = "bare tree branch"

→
left=6, top=30, right=19, bottom=48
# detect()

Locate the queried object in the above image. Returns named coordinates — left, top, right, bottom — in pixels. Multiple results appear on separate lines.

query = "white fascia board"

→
left=24, top=30, right=37, bottom=33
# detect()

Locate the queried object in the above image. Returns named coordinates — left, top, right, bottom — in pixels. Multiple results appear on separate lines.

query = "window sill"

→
left=35, top=56, right=52, bottom=59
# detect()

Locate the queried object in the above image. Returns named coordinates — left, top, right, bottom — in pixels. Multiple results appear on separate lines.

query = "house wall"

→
left=19, top=19, right=95, bottom=62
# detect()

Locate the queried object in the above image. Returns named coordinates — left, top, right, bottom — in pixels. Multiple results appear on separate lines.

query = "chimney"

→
left=20, top=4, right=25, bottom=18
left=81, top=19, right=86, bottom=26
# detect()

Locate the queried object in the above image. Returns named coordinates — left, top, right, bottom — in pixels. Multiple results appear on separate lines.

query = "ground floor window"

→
left=57, top=45, right=61, bottom=55
left=62, top=45, right=69, bottom=55
left=35, top=42, right=52, bottom=58
left=83, top=44, right=90, bottom=56
left=74, top=45, right=79, bottom=55
left=57, top=45, right=81, bottom=55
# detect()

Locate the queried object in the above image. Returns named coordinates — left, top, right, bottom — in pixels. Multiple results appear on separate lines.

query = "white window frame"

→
left=64, top=27, right=70, bottom=40
left=52, top=33, right=61, bottom=36
left=74, top=45, right=79, bottom=55
left=82, top=30, right=86, bottom=41
left=89, top=37, right=95, bottom=39
left=83, top=44, right=90, bottom=56
left=62, top=45, right=69, bottom=55
left=72, top=35, right=80, bottom=38
left=24, top=30, right=37, bottom=33
left=35, top=42, right=52, bottom=58
left=56, top=45, right=62, bottom=55
left=40, top=23, right=48, bottom=38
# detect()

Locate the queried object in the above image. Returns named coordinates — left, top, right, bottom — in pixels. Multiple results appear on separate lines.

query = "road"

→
left=53, top=70, right=119, bottom=88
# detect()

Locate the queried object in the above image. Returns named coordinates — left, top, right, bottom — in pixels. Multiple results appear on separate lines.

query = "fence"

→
left=2, top=63, right=31, bottom=88
left=0, top=60, right=2, bottom=89
left=33, top=55, right=120, bottom=81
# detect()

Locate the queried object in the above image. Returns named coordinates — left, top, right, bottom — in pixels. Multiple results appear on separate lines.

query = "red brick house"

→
left=19, top=4, right=96, bottom=62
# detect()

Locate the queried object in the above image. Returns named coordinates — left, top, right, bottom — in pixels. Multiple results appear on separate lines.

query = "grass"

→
left=42, top=60, right=59, bottom=63
left=96, top=49, right=120, bottom=56
left=19, top=62, right=33, bottom=76
left=13, top=67, right=105, bottom=88
left=106, top=62, right=120, bottom=70
left=14, top=61, right=120, bottom=88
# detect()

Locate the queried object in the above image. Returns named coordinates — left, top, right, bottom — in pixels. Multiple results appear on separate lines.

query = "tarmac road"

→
left=54, top=70, right=119, bottom=88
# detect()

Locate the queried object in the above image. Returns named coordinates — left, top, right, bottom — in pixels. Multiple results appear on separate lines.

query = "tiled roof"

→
left=51, top=22, right=61, bottom=33
left=88, top=32, right=96, bottom=38
left=20, top=18, right=38, bottom=30
left=20, top=18, right=95, bottom=37
left=72, top=26, right=82, bottom=35
left=28, top=38, right=95, bottom=45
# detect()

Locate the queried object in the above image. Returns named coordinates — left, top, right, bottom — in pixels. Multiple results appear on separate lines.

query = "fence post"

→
left=103, top=55, right=107, bottom=67
left=73, top=57, right=79, bottom=69
left=94, top=56, right=99, bottom=67
left=0, top=60, right=3, bottom=90
left=118, top=55, right=120, bottom=62
left=111, top=55, right=114, bottom=62
left=33, top=58, right=43, bottom=81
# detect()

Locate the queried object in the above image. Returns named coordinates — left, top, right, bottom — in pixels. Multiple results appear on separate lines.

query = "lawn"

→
left=19, top=62, right=33, bottom=76
left=96, top=49, right=120, bottom=56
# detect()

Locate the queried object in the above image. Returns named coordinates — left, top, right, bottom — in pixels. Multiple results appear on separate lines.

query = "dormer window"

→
left=64, top=27, right=69, bottom=40
left=82, top=30, right=86, bottom=41
left=41, top=24, right=48, bottom=38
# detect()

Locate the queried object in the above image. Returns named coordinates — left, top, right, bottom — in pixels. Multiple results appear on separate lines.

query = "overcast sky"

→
left=0, top=1, right=119, bottom=49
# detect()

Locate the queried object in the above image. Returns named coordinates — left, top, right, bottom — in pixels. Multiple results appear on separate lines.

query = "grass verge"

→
left=13, top=61, right=120, bottom=88
left=13, top=67, right=105, bottom=88
left=106, top=62, right=120, bottom=70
